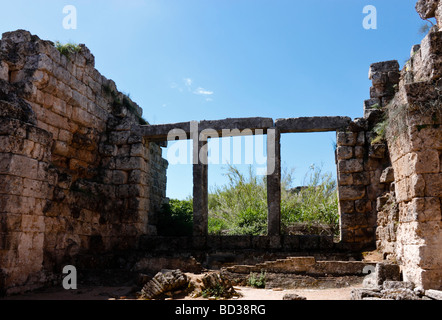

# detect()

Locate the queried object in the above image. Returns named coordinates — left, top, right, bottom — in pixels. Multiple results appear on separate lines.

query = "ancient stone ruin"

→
left=0, top=0, right=441, bottom=298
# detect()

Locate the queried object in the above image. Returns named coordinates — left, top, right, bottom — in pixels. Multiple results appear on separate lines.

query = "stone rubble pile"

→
left=351, top=262, right=442, bottom=300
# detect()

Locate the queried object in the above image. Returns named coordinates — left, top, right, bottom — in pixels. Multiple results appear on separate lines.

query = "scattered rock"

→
left=425, top=289, right=442, bottom=300
left=197, top=272, right=239, bottom=299
left=282, top=293, right=307, bottom=300
left=381, top=288, right=421, bottom=300
left=350, top=288, right=383, bottom=300
left=383, top=281, right=414, bottom=290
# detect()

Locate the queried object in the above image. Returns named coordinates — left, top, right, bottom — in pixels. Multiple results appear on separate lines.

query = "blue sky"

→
left=0, top=0, right=427, bottom=199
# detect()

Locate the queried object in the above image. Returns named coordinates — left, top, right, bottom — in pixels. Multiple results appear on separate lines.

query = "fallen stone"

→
left=350, top=288, right=383, bottom=300
left=282, top=293, right=307, bottom=300
left=199, top=272, right=239, bottom=299
left=140, top=269, right=188, bottom=300
left=425, top=289, right=442, bottom=300
left=383, top=281, right=414, bottom=291
left=381, top=288, right=421, bottom=300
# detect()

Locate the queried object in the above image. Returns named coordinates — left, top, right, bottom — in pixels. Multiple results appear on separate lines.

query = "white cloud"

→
left=170, top=78, right=214, bottom=101
left=194, top=87, right=214, bottom=95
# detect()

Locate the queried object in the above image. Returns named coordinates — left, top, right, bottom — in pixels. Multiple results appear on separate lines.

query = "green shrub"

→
left=55, top=41, right=81, bottom=57
left=157, top=198, right=193, bottom=236
left=281, top=165, right=339, bottom=234
left=248, top=272, right=266, bottom=288
left=208, top=164, right=339, bottom=236
left=208, top=165, right=268, bottom=235
left=201, top=283, right=225, bottom=299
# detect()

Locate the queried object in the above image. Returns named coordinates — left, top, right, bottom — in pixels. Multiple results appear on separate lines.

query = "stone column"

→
left=267, top=128, right=281, bottom=236
left=192, top=134, right=208, bottom=236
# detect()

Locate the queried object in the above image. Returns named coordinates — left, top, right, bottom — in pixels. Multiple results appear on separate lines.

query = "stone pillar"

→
left=193, top=135, right=208, bottom=236
left=267, top=128, right=281, bottom=236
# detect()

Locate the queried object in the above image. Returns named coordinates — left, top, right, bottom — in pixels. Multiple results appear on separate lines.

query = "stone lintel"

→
left=275, top=116, right=352, bottom=133
left=199, top=117, right=274, bottom=134
left=139, top=117, right=274, bottom=141
left=139, top=122, right=191, bottom=141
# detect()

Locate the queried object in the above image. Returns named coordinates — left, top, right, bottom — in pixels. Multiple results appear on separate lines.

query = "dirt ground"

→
left=2, top=283, right=361, bottom=300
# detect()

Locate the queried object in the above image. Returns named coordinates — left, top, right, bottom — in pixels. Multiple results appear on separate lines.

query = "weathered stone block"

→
left=425, top=289, right=442, bottom=300
left=128, top=169, right=148, bottom=185
left=0, top=155, right=39, bottom=180
left=400, top=197, right=441, bottom=223
left=354, top=146, right=365, bottom=158
left=413, top=150, right=440, bottom=174
left=115, top=157, right=147, bottom=171
left=336, top=146, right=353, bottom=160
left=353, top=172, right=370, bottom=185
left=369, top=60, right=400, bottom=79
left=112, top=170, right=128, bottom=185
left=130, top=143, right=147, bottom=157
left=338, top=173, right=353, bottom=185
left=339, top=185, right=366, bottom=200
left=336, top=131, right=357, bottom=146
left=21, top=215, right=45, bottom=232
left=424, top=173, right=442, bottom=196
left=368, top=143, right=386, bottom=159
left=355, top=199, right=372, bottom=213
left=339, top=200, right=355, bottom=213
left=338, top=159, right=363, bottom=173
left=416, top=0, right=438, bottom=19
left=109, top=131, right=131, bottom=145
left=380, top=167, right=394, bottom=183
left=275, top=116, right=350, bottom=133
left=0, top=60, right=8, bottom=81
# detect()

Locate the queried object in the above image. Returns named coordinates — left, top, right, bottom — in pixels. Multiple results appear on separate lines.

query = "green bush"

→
left=208, top=166, right=268, bottom=235
left=281, top=165, right=339, bottom=232
left=157, top=198, right=193, bottom=236
left=248, top=271, right=266, bottom=288
left=54, top=41, right=81, bottom=57
left=208, top=164, right=339, bottom=236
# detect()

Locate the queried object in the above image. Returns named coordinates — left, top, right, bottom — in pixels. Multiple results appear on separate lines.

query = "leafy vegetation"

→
left=54, top=41, right=81, bottom=57
left=247, top=271, right=266, bottom=288
left=371, top=116, right=388, bottom=144
left=159, top=164, right=339, bottom=237
left=157, top=198, right=193, bottom=236
left=208, top=164, right=339, bottom=236
left=201, top=283, right=226, bottom=299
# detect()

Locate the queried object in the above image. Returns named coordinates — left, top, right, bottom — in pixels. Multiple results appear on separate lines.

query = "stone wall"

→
left=369, top=0, right=442, bottom=290
left=336, top=61, right=398, bottom=248
left=0, top=30, right=167, bottom=294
